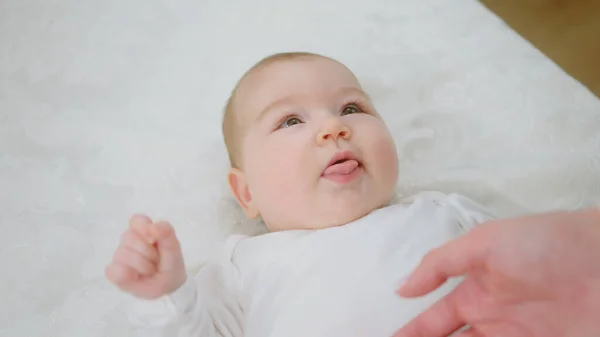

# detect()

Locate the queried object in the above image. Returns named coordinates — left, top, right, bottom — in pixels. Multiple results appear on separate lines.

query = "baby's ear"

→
left=227, top=168, right=260, bottom=219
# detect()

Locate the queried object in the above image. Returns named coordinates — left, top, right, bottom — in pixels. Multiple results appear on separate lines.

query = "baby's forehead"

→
left=233, top=57, right=361, bottom=120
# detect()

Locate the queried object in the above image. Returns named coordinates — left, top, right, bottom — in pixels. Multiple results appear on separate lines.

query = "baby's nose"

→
left=316, top=118, right=351, bottom=145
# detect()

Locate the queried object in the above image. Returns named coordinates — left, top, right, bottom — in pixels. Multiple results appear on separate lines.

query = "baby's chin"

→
left=330, top=194, right=395, bottom=224
left=263, top=195, right=395, bottom=232
left=324, top=207, right=378, bottom=228
left=303, top=203, right=389, bottom=230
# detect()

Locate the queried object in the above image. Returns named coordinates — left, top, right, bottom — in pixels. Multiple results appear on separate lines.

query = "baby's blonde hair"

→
left=222, top=51, right=334, bottom=169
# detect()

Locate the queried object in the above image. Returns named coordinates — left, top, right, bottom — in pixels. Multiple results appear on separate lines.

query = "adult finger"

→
left=393, top=280, right=470, bottom=337
left=397, top=226, right=490, bottom=297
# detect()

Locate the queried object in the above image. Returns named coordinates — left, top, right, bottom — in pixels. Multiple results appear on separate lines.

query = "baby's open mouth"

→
left=322, top=151, right=363, bottom=183
left=323, top=159, right=360, bottom=175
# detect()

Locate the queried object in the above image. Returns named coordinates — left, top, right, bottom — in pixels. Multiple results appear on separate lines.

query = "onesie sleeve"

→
left=126, top=236, right=245, bottom=337
left=444, top=193, right=496, bottom=232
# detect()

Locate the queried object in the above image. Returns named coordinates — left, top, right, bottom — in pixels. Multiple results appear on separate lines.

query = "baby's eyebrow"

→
left=344, top=87, right=372, bottom=102
left=255, top=87, right=370, bottom=123
left=255, top=97, right=295, bottom=123
left=334, top=87, right=370, bottom=102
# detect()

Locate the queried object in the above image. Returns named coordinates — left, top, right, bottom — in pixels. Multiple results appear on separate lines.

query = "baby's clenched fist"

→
left=105, top=214, right=187, bottom=299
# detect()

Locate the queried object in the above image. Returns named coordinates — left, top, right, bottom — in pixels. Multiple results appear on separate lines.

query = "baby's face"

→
left=230, top=56, right=398, bottom=231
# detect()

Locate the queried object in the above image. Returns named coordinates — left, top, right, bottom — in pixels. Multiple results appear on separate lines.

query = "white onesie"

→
left=127, top=192, right=494, bottom=337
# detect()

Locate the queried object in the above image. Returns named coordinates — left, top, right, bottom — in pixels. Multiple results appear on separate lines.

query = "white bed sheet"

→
left=1, top=0, right=599, bottom=336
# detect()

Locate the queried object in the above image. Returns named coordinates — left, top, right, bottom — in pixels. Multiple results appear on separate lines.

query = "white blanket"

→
left=1, top=1, right=599, bottom=336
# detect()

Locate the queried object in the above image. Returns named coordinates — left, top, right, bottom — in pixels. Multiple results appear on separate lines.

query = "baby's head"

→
left=223, top=52, right=399, bottom=231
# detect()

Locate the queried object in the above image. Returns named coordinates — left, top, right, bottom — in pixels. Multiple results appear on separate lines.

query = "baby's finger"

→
left=150, top=221, right=185, bottom=271
left=129, top=214, right=154, bottom=243
left=105, top=263, right=139, bottom=286
left=120, top=230, right=159, bottom=263
left=150, top=221, right=180, bottom=250
left=112, top=246, right=156, bottom=276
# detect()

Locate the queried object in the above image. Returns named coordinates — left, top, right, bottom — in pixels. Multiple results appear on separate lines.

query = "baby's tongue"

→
left=323, top=160, right=359, bottom=175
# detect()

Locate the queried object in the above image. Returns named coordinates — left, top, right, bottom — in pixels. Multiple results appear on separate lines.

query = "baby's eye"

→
left=341, top=104, right=362, bottom=116
left=278, top=116, right=303, bottom=129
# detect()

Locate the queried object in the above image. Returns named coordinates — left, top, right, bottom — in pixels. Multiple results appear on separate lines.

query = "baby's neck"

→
left=263, top=203, right=394, bottom=233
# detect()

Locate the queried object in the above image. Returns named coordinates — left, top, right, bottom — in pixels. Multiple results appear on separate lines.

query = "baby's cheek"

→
left=371, top=132, right=399, bottom=180
left=253, top=158, right=308, bottom=229
left=253, top=151, right=302, bottom=199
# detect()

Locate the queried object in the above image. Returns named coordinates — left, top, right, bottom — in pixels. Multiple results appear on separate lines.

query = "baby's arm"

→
left=105, top=215, right=243, bottom=337
left=127, top=262, right=244, bottom=337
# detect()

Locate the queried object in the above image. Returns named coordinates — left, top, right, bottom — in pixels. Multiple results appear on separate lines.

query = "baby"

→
left=106, top=52, right=494, bottom=337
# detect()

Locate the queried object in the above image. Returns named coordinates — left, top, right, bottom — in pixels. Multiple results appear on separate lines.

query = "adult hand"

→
left=393, top=208, right=600, bottom=337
